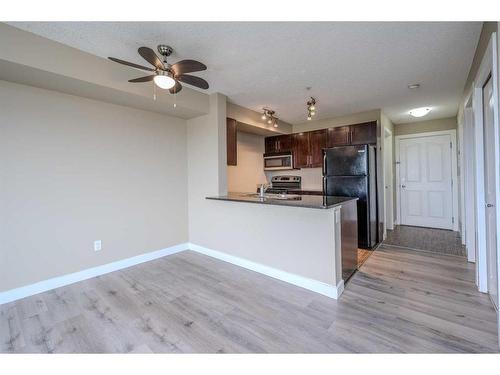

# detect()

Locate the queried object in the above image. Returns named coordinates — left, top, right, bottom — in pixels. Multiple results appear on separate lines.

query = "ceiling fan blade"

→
left=177, top=74, right=209, bottom=90
left=138, top=47, right=164, bottom=70
left=128, top=75, right=156, bottom=83
left=169, top=80, right=183, bottom=94
left=171, top=60, right=207, bottom=75
left=108, top=57, right=155, bottom=72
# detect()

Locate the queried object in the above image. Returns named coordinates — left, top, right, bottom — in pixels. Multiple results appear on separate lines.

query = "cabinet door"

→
left=327, top=126, right=350, bottom=147
left=350, top=122, right=377, bottom=145
left=292, top=133, right=310, bottom=168
left=276, top=134, right=292, bottom=152
left=226, top=118, right=237, bottom=166
left=309, top=129, right=327, bottom=168
left=265, top=136, right=278, bottom=153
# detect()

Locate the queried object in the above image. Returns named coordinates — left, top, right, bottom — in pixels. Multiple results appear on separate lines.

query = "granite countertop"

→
left=206, top=192, right=358, bottom=209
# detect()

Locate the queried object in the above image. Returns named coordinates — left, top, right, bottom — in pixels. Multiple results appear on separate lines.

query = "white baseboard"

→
left=188, top=243, right=344, bottom=299
left=0, top=243, right=189, bottom=305
left=0, top=241, right=345, bottom=305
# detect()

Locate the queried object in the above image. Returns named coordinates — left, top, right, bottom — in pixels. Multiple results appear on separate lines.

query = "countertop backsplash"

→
left=265, top=167, right=323, bottom=191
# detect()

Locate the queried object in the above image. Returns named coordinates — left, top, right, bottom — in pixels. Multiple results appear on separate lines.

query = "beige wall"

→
left=0, top=80, right=189, bottom=292
left=463, top=22, right=498, bottom=99
left=187, top=93, right=228, bottom=244
left=227, top=131, right=267, bottom=193
left=198, top=200, right=341, bottom=286
left=394, top=117, right=457, bottom=136
left=293, top=109, right=381, bottom=133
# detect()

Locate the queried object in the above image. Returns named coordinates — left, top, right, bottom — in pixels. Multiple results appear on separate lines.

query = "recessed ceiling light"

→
left=409, top=107, right=431, bottom=118
left=408, top=83, right=420, bottom=89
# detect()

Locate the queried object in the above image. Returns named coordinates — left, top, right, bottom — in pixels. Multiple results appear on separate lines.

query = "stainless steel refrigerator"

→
left=323, top=144, right=378, bottom=248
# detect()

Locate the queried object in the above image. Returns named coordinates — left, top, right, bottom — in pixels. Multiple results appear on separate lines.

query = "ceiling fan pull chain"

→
left=153, top=82, right=157, bottom=101
left=174, top=92, right=177, bottom=108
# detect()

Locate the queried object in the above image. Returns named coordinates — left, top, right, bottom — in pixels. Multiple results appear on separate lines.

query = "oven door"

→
left=264, top=154, right=293, bottom=170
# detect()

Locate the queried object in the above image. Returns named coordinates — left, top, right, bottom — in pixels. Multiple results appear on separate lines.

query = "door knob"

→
left=487, top=203, right=495, bottom=207
left=401, top=185, right=406, bottom=188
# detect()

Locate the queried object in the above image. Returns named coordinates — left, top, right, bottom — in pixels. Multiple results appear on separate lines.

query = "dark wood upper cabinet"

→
left=309, top=129, right=327, bottom=167
left=265, top=120, right=377, bottom=168
left=226, top=118, right=237, bottom=166
left=350, top=121, right=377, bottom=145
left=292, top=133, right=310, bottom=168
left=265, top=136, right=278, bottom=154
left=327, top=126, right=350, bottom=147
left=292, top=130, right=326, bottom=168
left=264, top=134, right=292, bottom=154
left=276, top=134, right=292, bottom=152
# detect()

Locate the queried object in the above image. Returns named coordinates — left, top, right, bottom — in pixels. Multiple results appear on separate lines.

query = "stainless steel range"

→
left=266, top=175, right=301, bottom=194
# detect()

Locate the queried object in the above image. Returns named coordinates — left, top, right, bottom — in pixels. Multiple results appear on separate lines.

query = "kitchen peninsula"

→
left=194, top=193, right=358, bottom=299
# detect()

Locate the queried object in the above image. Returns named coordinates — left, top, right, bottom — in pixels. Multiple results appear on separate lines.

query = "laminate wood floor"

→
left=1, top=245, right=498, bottom=353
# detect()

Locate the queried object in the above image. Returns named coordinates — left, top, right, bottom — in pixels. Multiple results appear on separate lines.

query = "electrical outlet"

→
left=94, top=240, right=102, bottom=252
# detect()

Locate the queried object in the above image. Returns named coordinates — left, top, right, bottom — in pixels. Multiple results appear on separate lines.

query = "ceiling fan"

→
left=108, top=45, right=209, bottom=94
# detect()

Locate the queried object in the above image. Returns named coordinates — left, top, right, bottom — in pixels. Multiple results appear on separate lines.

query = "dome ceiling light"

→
left=409, top=107, right=432, bottom=118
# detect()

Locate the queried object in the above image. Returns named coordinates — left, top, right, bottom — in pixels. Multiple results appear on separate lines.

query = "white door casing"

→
left=463, top=106, right=477, bottom=264
left=384, top=128, right=394, bottom=233
left=398, top=134, right=454, bottom=230
left=471, top=32, right=500, bottom=305
left=483, top=75, right=499, bottom=309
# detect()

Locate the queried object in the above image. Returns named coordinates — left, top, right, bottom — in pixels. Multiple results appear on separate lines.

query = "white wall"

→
left=227, top=131, right=267, bottom=193
left=0, top=80, right=189, bottom=292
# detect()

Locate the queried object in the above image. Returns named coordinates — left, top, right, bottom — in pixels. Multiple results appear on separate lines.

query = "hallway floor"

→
left=384, top=225, right=466, bottom=256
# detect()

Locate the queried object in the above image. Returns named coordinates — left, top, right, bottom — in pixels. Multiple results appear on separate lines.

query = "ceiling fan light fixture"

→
left=409, top=107, right=431, bottom=118
left=153, top=74, right=176, bottom=90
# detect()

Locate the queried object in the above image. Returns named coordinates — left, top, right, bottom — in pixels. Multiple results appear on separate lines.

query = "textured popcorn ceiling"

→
left=9, top=22, right=481, bottom=124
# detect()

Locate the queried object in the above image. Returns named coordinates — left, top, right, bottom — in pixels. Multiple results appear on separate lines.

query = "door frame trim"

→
left=384, top=127, right=394, bottom=235
left=395, top=129, right=459, bottom=231
left=471, top=32, right=500, bottom=306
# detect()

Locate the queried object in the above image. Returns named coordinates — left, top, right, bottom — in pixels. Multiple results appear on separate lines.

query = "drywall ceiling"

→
left=8, top=22, right=482, bottom=124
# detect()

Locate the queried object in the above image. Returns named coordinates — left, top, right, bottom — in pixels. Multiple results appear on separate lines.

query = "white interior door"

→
left=399, top=134, right=453, bottom=229
left=482, top=76, right=498, bottom=309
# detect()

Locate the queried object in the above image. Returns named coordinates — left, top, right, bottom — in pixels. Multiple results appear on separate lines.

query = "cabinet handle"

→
left=278, top=140, right=280, bottom=151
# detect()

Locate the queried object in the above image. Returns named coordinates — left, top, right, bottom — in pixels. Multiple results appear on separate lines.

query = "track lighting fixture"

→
left=307, top=97, right=317, bottom=120
left=261, top=108, right=279, bottom=128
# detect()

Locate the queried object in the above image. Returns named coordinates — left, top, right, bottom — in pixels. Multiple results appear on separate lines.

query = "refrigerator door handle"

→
left=322, top=151, right=327, bottom=176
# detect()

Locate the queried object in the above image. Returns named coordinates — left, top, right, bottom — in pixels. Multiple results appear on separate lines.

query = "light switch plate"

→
left=94, top=240, right=102, bottom=252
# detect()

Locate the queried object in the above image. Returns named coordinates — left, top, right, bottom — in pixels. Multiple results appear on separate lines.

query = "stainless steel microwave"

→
left=263, top=153, right=294, bottom=170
